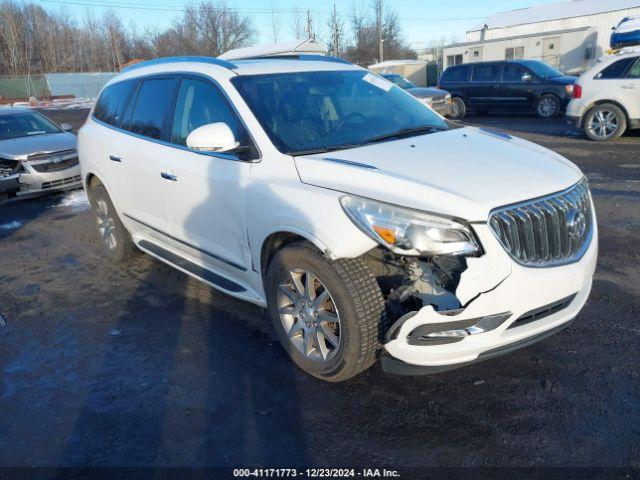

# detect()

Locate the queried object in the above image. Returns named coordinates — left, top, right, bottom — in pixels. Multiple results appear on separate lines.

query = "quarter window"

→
left=596, top=58, right=636, bottom=79
left=171, top=78, right=251, bottom=152
left=441, top=65, right=471, bottom=82
left=93, top=80, right=136, bottom=127
left=126, top=78, right=178, bottom=140
left=472, top=64, right=500, bottom=82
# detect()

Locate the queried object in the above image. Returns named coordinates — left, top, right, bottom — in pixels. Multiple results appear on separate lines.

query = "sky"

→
left=33, top=0, right=562, bottom=47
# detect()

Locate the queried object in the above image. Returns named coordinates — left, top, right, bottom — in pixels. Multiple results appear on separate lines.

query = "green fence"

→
left=0, top=75, right=51, bottom=100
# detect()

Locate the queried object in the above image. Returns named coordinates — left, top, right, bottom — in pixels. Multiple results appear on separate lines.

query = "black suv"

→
left=439, top=60, right=576, bottom=119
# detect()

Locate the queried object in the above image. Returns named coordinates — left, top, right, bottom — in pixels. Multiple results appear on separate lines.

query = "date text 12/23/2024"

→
left=233, top=468, right=401, bottom=478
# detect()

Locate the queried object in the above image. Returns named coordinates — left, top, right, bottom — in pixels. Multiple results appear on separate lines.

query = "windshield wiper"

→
left=287, top=125, right=447, bottom=156
left=362, top=125, right=446, bottom=145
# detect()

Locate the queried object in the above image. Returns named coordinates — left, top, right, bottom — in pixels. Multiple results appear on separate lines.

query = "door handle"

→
left=621, top=84, right=636, bottom=89
left=109, top=155, right=122, bottom=162
left=161, top=172, right=178, bottom=181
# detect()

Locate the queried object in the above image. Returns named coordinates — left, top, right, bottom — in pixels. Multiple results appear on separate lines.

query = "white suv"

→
left=78, top=54, right=597, bottom=382
left=567, top=51, right=640, bottom=141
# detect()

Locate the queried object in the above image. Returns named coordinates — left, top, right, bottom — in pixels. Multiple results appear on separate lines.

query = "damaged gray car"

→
left=0, top=108, right=81, bottom=201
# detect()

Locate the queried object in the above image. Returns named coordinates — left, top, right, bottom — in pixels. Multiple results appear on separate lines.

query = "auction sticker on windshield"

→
left=362, top=73, right=393, bottom=92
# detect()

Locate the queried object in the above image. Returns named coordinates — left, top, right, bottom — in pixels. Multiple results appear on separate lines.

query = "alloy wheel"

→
left=277, top=269, right=341, bottom=362
left=95, top=199, right=117, bottom=251
left=587, top=109, right=619, bottom=140
left=538, top=97, right=558, bottom=117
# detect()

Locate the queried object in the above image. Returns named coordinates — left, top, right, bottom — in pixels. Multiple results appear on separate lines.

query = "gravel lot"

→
left=0, top=110, right=638, bottom=476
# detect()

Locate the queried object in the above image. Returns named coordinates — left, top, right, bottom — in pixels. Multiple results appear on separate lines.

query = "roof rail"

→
left=230, top=54, right=352, bottom=66
left=120, top=56, right=236, bottom=73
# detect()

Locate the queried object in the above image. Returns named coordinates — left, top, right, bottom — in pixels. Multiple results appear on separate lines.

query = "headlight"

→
left=340, top=195, right=480, bottom=256
left=420, top=96, right=434, bottom=103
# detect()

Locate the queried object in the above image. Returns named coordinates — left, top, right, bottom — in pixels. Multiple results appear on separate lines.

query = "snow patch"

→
left=55, top=190, right=89, bottom=212
left=0, top=220, right=22, bottom=231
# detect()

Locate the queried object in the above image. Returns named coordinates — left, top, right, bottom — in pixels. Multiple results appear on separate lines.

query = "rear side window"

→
left=596, top=57, right=636, bottom=79
left=126, top=78, right=178, bottom=140
left=472, top=64, right=500, bottom=82
left=440, top=65, right=471, bottom=82
left=171, top=78, right=252, bottom=150
left=93, top=80, right=136, bottom=127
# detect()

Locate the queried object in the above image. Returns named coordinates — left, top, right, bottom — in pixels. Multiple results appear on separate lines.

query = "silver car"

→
left=380, top=73, right=452, bottom=117
left=0, top=107, right=81, bottom=200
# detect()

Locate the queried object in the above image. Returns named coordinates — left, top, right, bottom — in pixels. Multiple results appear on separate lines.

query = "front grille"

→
left=489, top=179, right=593, bottom=267
left=31, top=157, right=79, bottom=173
left=41, top=174, right=81, bottom=190
left=508, top=294, right=577, bottom=329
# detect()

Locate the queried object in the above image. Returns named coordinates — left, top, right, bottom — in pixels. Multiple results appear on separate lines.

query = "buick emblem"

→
left=567, top=209, right=586, bottom=239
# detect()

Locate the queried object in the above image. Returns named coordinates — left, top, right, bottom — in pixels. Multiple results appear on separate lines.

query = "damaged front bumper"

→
left=382, top=222, right=598, bottom=374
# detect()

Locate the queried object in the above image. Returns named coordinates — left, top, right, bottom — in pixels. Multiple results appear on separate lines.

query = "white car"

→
left=78, top=54, right=597, bottom=382
left=567, top=51, right=640, bottom=141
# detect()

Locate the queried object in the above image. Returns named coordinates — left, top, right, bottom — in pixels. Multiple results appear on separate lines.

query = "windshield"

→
left=232, top=70, right=449, bottom=155
left=521, top=61, right=564, bottom=79
left=0, top=111, right=61, bottom=140
left=383, top=74, right=416, bottom=89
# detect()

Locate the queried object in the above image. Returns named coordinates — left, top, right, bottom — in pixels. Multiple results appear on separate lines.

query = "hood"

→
left=0, top=132, right=76, bottom=160
left=547, top=75, right=576, bottom=85
left=294, top=127, right=582, bottom=221
left=407, top=87, right=448, bottom=98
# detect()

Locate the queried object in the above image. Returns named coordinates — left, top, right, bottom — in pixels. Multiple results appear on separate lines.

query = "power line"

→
left=36, top=0, right=483, bottom=22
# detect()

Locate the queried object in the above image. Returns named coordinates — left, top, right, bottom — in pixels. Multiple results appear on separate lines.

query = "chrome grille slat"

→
left=489, top=179, right=593, bottom=267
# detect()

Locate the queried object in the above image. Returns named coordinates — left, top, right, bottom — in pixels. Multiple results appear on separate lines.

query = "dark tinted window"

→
left=127, top=78, right=177, bottom=139
left=472, top=64, right=500, bottom=82
left=440, top=65, right=471, bottom=82
left=171, top=78, right=254, bottom=154
left=93, top=80, right=136, bottom=126
left=596, top=58, right=635, bottom=79
left=627, top=58, right=640, bottom=79
left=502, top=63, right=527, bottom=82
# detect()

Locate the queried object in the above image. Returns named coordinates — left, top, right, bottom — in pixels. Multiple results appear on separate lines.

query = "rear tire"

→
left=450, top=97, right=467, bottom=120
left=535, top=94, right=561, bottom=118
left=265, top=242, right=386, bottom=382
left=583, top=103, right=627, bottom=142
left=88, top=183, right=137, bottom=263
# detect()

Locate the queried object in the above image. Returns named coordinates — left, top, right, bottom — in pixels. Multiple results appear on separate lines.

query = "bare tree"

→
left=327, top=3, right=344, bottom=57
left=0, top=0, right=255, bottom=75
left=290, top=6, right=304, bottom=39
left=269, top=0, right=281, bottom=43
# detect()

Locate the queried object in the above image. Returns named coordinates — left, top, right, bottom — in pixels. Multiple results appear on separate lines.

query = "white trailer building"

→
left=443, top=0, right=640, bottom=74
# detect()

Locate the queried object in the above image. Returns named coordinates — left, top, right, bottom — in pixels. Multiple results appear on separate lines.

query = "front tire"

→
left=88, top=183, right=137, bottom=263
left=583, top=103, right=627, bottom=142
left=265, top=243, right=386, bottom=382
left=450, top=97, right=467, bottom=120
left=535, top=94, right=561, bottom=118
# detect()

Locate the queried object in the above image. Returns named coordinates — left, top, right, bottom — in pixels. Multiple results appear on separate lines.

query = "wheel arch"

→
left=260, top=230, right=328, bottom=277
left=581, top=99, right=631, bottom=125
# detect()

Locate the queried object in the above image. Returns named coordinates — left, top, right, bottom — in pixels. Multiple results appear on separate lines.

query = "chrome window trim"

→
left=92, top=71, right=262, bottom=163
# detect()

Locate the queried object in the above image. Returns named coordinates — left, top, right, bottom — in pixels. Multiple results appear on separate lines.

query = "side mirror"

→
left=521, top=73, right=533, bottom=83
left=60, top=123, right=73, bottom=132
left=186, top=122, right=239, bottom=153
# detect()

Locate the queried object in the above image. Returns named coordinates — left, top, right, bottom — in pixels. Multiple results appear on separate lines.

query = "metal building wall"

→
left=468, top=8, right=640, bottom=56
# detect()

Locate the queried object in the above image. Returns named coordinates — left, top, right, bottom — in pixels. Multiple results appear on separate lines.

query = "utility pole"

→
left=379, top=38, right=385, bottom=63
left=306, top=10, right=315, bottom=41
